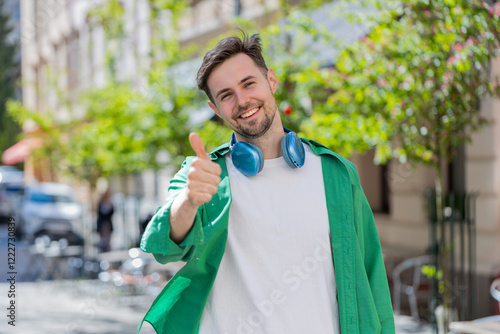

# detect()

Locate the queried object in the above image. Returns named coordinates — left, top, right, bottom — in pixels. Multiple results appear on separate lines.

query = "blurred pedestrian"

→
left=135, top=212, right=154, bottom=247
left=96, top=189, right=114, bottom=253
left=139, top=31, right=394, bottom=334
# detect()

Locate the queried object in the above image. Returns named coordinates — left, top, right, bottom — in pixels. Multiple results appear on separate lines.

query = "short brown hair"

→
left=197, top=31, right=268, bottom=103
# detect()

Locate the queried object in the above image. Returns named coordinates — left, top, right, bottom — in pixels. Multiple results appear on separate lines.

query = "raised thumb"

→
left=189, top=132, right=210, bottom=160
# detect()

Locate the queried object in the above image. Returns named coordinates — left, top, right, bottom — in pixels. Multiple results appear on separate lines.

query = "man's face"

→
left=206, top=53, right=278, bottom=140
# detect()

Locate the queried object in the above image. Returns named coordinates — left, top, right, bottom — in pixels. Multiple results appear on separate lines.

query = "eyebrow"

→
left=215, top=75, right=256, bottom=100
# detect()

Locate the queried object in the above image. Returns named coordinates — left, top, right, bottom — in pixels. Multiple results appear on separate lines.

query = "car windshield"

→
left=29, top=193, right=73, bottom=203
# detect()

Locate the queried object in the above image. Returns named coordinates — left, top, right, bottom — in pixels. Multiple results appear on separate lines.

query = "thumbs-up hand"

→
left=186, top=133, right=222, bottom=207
left=190, top=132, right=211, bottom=160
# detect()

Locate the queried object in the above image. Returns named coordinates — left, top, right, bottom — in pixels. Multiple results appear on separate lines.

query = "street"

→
left=0, top=224, right=157, bottom=334
left=0, top=280, right=156, bottom=334
left=0, top=226, right=433, bottom=334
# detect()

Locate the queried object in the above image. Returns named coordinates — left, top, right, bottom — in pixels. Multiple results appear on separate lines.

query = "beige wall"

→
left=361, top=159, right=435, bottom=254
left=465, top=56, right=500, bottom=276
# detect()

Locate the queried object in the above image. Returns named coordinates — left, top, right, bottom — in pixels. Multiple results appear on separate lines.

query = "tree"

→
left=300, top=0, right=500, bottom=328
left=7, top=1, right=197, bottom=186
left=0, top=1, right=21, bottom=158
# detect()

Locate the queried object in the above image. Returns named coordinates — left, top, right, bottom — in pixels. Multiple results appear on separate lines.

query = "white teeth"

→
left=240, top=107, right=259, bottom=118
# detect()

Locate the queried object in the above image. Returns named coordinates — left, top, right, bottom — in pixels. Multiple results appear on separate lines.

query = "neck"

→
left=235, top=112, right=284, bottom=159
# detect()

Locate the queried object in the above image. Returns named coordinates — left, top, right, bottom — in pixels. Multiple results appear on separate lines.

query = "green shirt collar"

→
left=208, top=137, right=335, bottom=160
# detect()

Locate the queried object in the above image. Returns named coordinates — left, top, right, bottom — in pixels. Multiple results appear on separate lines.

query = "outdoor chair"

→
left=491, top=277, right=500, bottom=307
left=392, top=254, right=431, bottom=323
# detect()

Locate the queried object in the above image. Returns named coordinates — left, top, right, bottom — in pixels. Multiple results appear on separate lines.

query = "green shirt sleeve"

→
left=140, top=157, right=205, bottom=263
left=353, top=180, right=396, bottom=333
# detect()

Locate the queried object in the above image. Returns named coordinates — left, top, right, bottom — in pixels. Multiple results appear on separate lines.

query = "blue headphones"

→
left=230, top=128, right=305, bottom=176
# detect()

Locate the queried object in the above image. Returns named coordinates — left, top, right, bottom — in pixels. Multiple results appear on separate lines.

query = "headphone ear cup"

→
left=281, top=131, right=305, bottom=168
left=231, top=142, right=264, bottom=177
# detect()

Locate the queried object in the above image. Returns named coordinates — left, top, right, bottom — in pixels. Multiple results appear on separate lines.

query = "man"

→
left=138, top=32, right=395, bottom=334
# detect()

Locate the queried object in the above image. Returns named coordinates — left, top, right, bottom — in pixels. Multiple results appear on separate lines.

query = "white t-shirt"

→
left=199, top=145, right=340, bottom=334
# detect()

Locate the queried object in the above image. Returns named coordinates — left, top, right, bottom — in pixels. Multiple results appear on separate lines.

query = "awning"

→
left=2, top=138, right=42, bottom=165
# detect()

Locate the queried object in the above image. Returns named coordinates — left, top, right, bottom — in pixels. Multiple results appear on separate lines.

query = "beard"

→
left=231, top=102, right=276, bottom=139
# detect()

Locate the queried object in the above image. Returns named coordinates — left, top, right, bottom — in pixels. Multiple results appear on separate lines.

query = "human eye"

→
left=220, top=93, right=231, bottom=101
left=245, top=81, right=255, bottom=87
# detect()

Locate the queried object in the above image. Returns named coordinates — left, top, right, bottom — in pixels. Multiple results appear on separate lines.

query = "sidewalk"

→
left=0, top=280, right=435, bottom=334
left=395, top=315, right=433, bottom=334
left=1, top=280, right=157, bottom=334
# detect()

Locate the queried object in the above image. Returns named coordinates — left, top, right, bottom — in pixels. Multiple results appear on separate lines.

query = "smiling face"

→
left=206, top=53, right=279, bottom=140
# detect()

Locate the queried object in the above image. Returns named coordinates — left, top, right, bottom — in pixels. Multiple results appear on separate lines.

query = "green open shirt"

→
left=139, top=139, right=395, bottom=334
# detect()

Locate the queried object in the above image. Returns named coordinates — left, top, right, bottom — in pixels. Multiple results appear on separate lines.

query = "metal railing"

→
left=425, top=190, right=479, bottom=331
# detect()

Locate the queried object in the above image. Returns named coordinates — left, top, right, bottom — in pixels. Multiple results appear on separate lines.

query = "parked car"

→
left=19, top=182, right=84, bottom=245
left=0, top=166, right=24, bottom=224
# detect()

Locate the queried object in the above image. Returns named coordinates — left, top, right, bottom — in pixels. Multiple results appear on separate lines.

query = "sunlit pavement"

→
left=0, top=223, right=157, bottom=334
left=0, top=225, right=435, bottom=334
left=395, top=314, right=433, bottom=334
left=0, top=279, right=438, bottom=334
left=0, top=280, right=158, bottom=334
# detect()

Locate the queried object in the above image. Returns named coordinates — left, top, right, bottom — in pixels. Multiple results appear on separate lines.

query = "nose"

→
left=235, top=89, right=251, bottom=108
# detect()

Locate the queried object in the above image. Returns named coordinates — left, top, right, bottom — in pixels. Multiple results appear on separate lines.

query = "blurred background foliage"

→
left=7, top=0, right=500, bottom=190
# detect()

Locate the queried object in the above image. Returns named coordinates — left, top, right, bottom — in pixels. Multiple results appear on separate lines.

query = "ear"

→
left=208, top=100, right=220, bottom=116
left=267, top=69, right=278, bottom=94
